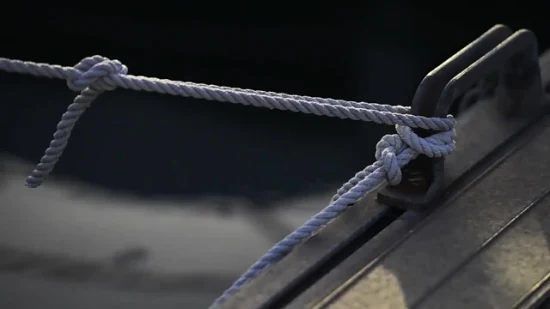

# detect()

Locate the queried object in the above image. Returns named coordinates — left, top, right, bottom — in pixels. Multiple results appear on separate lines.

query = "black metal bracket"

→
left=377, top=25, right=544, bottom=209
left=217, top=27, right=550, bottom=309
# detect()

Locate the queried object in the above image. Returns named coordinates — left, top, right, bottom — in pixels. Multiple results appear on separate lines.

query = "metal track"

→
left=311, top=114, right=550, bottom=309
left=220, top=27, right=550, bottom=309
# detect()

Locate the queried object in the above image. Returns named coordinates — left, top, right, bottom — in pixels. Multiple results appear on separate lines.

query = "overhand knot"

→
left=375, top=122, right=456, bottom=185
left=67, top=55, right=128, bottom=92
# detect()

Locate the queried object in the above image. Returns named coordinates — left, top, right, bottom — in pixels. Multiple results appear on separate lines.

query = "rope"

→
left=0, top=55, right=456, bottom=307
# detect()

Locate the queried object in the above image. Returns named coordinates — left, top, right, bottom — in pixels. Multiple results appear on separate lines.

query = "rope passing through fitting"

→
left=0, top=55, right=456, bottom=307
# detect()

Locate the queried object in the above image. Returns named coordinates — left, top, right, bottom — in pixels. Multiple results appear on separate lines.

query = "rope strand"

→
left=0, top=55, right=456, bottom=307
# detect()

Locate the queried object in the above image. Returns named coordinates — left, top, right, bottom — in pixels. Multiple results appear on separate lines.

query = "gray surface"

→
left=286, top=92, right=541, bottom=309
left=319, top=115, right=550, bottom=309
left=0, top=155, right=331, bottom=309
left=419, top=191, right=550, bottom=308
left=0, top=273, right=203, bottom=309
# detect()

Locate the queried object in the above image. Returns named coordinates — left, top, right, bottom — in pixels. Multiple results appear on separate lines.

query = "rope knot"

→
left=67, top=55, right=128, bottom=92
left=375, top=119, right=456, bottom=185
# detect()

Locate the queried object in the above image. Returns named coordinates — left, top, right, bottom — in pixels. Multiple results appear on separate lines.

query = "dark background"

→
left=2, top=6, right=547, bottom=204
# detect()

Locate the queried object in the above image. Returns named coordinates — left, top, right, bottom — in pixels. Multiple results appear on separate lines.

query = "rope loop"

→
left=374, top=122, right=455, bottom=185
left=66, top=55, right=128, bottom=91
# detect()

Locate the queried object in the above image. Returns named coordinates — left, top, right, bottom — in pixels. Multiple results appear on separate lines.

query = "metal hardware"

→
left=218, top=25, right=550, bottom=309
left=378, top=26, right=544, bottom=209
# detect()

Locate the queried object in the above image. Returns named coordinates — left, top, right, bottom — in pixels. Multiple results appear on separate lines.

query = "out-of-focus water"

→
left=0, top=154, right=336, bottom=308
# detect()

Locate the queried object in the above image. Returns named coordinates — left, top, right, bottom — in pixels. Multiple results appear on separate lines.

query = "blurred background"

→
left=0, top=4, right=548, bottom=309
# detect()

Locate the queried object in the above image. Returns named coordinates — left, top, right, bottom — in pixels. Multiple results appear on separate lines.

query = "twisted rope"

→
left=0, top=55, right=456, bottom=307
